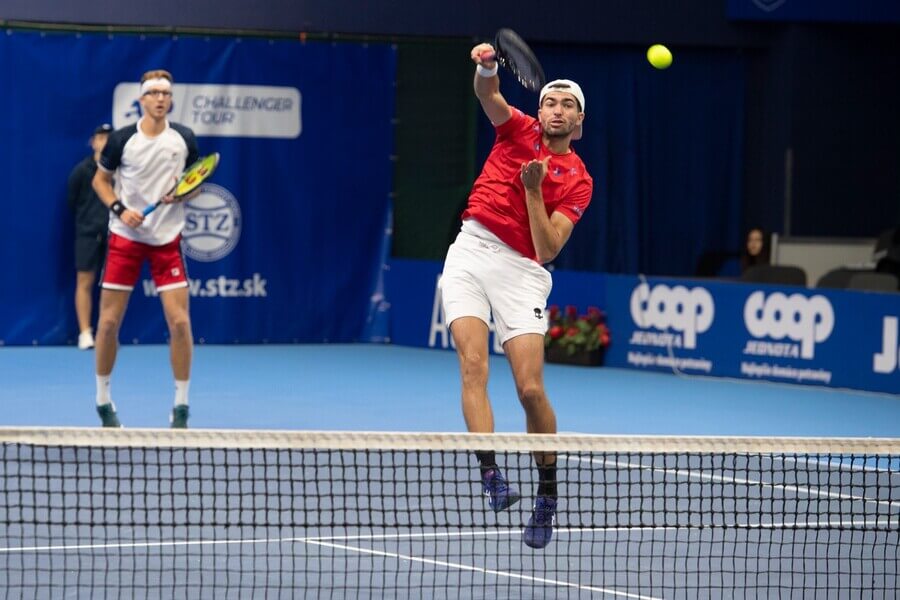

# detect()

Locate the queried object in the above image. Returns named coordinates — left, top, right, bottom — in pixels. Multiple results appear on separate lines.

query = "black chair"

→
left=695, top=250, right=740, bottom=278
left=848, top=272, right=899, bottom=292
left=874, top=226, right=900, bottom=282
left=741, top=264, right=807, bottom=287
left=873, top=227, right=899, bottom=262
left=816, top=268, right=857, bottom=289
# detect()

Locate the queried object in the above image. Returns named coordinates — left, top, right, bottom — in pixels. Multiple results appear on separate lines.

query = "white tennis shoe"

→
left=78, top=330, right=95, bottom=350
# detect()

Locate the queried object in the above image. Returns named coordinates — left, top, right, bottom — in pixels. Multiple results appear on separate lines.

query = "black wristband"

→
left=110, top=200, right=126, bottom=218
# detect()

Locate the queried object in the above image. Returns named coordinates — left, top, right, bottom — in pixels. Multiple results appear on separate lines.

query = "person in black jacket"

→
left=67, top=123, right=112, bottom=350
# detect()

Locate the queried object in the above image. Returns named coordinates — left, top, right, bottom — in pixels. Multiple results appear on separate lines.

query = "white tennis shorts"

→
left=440, top=219, right=552, bottom=345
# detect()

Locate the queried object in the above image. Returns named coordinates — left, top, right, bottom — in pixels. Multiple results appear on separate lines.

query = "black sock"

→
left=475, top=451, right=497, bottom=476
left=536, top=461, right=557, bottom=499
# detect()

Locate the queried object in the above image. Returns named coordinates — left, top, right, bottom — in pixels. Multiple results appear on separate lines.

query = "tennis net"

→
left=1, top=427, right=898, bottom=599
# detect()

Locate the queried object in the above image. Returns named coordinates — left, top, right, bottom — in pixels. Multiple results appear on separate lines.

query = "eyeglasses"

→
left=143, top=90, right=172, bottom=98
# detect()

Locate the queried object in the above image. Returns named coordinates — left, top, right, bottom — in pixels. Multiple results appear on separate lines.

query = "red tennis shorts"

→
left=101, top=233, right=188, bottom=292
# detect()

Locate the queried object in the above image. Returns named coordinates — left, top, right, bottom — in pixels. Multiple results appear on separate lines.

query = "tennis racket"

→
left=142, top=152, right=220, bottom=216
left=482, top=28, right=546, bottom=92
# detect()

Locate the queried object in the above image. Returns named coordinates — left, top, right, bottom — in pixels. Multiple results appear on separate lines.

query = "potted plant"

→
left=544, top=305, right=611, bottom=366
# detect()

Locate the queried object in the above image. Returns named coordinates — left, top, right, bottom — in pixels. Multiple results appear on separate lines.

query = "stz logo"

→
left=183, top=184, right=242, bottom=262
left=630, top=283, right=714, bottom=349
left=874, top=316, right=900, bottom=374
left=744, top=292, right=833, bottom=359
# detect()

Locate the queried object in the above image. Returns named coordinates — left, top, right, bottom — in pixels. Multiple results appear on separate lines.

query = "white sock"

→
left=96, top=374, right=112, bottom=407
left=174, top=380, right=190, bottom=407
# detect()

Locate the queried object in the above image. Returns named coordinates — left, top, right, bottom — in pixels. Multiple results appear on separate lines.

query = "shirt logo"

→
left=534, top=307, right=544, bottom=320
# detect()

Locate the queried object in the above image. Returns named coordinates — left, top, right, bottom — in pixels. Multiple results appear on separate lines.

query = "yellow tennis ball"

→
left=647, top=44, right=672, bottom=70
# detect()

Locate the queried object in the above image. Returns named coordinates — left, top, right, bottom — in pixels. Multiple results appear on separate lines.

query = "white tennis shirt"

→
left=99, top=118, right=199, bottom=246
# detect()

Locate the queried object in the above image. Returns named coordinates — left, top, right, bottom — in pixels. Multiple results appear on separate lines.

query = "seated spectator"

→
left=740, top=227, right=770, bottom=274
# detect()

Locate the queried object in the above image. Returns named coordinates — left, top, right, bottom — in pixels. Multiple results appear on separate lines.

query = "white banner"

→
left=112, top=83, right=301, bottom=138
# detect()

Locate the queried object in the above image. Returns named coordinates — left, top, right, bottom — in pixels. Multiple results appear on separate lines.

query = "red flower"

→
left=544, top=304, right=612, bottom=354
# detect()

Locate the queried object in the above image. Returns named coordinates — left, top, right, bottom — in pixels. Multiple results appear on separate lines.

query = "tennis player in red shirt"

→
left=441, top=43, right=593, bottom=549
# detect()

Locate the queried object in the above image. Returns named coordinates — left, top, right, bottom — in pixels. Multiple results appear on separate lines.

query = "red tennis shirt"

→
left=461, top=107, right=593, bottom=262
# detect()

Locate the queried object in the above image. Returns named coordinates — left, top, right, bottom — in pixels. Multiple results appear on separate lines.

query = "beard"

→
left=542, top=124, right=575, bottom=139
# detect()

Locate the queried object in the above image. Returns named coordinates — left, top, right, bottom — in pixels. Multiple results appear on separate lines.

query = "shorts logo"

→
left=534, top=308, right=543, bottom=320
left=171, top=268, right=181, bottom=277
left=630, top=283, right=714, bottom=349
left=743, top=291, right=834, bottom=359
left=183, top=183, right=242, bottom=262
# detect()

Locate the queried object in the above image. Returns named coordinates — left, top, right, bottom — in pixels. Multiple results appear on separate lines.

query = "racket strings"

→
left=495, top=29, right=545, bottom=92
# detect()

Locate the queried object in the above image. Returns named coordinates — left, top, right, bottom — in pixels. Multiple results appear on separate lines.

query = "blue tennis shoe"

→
left=170, top=405, right=189, bottom=429
left=481, top=468, right=521, bottom=512
left=96, top=403, right=121, bottom=428
left=524, top=496, right=557, bottom=549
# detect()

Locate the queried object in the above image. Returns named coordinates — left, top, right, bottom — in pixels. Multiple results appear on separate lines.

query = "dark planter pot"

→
left=545, top=345, right=606, bottom=366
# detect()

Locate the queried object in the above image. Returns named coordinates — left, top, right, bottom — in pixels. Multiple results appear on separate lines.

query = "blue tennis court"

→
left=1, top=433, right=898, bottom=598
left=1, top=344, right=898, bottom=436
left=1, top=344, right=899, bottom=598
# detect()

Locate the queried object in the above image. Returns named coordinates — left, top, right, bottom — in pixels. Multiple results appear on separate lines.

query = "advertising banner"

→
left=0, top=31, right=396, bottom=344
left=387, top=260, right=899, bottom=395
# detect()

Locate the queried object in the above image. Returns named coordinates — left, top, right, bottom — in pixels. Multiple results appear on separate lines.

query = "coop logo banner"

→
left=874, top=316, right=900, bottom=375
left=628, top=283, right=714, bottom=350
left=625, top=283, right=715, bottom=373
left=112, top=83, right=301, bottom=138
left=742, top=291, right=834, bottom=360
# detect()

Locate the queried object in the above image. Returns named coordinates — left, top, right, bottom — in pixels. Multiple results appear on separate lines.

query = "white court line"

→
left=305, top=539, right=662, bottom=600
left=779, top=455, right=900, bottom=478
left=4, top=521, right=898, bottom=599
left=564, top=455, right=900, bottom=511
left=3, top=518, right=897, bottom=553
left=0, top=528, right=663, bottom=600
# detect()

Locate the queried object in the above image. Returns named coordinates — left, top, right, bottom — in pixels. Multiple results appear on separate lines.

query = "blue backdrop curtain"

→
left=0, top=30, right=396, bottom=345
left=477, top=44, right=745, bottom=276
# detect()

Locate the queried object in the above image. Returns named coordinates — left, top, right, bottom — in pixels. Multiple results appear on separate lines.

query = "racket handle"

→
left=480, top=50, right=496, bottom=62
left=142, top=201, right=161, bottom=217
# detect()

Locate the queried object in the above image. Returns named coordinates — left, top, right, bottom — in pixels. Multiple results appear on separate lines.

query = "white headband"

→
left=140, top=78, right=172, bottom=96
